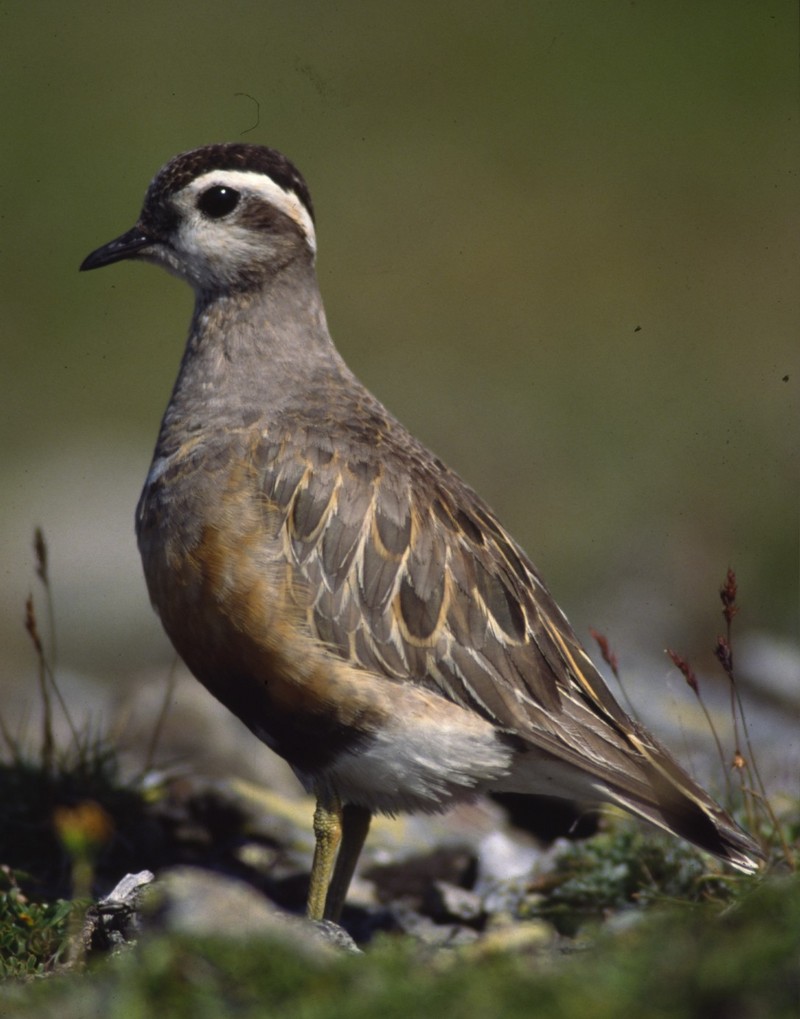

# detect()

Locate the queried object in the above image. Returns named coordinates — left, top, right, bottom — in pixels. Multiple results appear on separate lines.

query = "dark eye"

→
left=197, top=185, right=240, bottom=219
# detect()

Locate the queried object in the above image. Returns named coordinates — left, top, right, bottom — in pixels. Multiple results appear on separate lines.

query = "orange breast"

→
left=136, top=445, right=389, bottom=772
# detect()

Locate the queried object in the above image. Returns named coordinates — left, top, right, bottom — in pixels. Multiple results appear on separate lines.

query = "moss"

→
left=1, top=876, right=796, bottom=1018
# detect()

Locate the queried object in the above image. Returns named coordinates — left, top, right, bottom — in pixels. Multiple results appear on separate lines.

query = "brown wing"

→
left=255, top=414, right=641, bottom=775
left=252, top=411, right=761, bottom=871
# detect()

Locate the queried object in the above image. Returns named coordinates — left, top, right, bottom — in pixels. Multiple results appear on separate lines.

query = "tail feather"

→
left=605, top=783, right=762, bottom=873
left=607, top=725, right=763, bottom=873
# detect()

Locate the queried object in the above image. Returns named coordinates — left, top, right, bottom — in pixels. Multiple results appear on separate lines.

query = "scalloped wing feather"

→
left=253, top=419, right=760, bottom=872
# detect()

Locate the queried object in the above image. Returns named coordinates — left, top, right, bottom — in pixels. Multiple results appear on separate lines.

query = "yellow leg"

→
left=324, top=804, right=371, bottom=923
left=307, top=794, right=342, bottom=921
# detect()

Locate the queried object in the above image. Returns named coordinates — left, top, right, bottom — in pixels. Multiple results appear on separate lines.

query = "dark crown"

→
left=142, top=143, right=315, bottom=224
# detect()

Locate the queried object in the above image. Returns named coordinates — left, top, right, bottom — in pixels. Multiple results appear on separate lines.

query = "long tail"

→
left=532, top=612, right=764, bottom=873
left=606, top=720, right=763, bottom=873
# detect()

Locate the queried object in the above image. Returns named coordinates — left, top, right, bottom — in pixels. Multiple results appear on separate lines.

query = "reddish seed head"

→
left=714, top=635, right=733, bottom=674
left=720, top=568, right=739, bottom=624
left=590, top=629, right=619, bottom=676
left=666, top=648, right=699, bottom=694
left=24, top=594, right=43, bottom=655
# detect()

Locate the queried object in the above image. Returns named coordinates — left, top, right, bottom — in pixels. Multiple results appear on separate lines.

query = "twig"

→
left=665, top=648, right=732, bottom=803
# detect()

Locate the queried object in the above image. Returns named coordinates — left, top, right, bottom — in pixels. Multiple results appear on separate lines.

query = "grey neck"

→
left=154, top=256, right=355, bottom=451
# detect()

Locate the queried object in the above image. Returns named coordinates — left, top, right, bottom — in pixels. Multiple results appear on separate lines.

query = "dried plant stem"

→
left=590, top=629, right=638, bottom=717
left=665, top=648, right=732, bottom=803
left=22, top=530, right=80, bottom=763
left=713, top=569, right=795, bottom=869
left=24, top=594, right=54, bottom=773
left=34, top=527, right=58, bottom=678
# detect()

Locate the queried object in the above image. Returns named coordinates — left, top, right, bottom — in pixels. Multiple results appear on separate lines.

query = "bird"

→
left=81, top=143, right=761, bottom=922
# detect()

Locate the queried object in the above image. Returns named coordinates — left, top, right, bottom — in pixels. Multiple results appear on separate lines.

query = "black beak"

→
left=80, top=226, right=155, bottom=271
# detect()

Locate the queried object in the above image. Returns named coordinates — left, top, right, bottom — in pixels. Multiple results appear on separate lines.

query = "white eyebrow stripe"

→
left=188, top=168, right=316, bottom=253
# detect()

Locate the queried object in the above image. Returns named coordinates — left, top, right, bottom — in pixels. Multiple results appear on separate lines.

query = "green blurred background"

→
left=1, top=3, right=797, bottom=741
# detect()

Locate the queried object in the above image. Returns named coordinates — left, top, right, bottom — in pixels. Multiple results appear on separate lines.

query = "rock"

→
left=82, top=869, right=155, bottom=955
left=144, top=866, right=359, bottom=955
left=425, top=881, right=485, bottom=925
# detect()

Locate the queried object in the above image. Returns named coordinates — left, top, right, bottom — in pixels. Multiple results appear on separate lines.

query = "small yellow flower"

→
left=53, top=801, right=114, bottom=858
